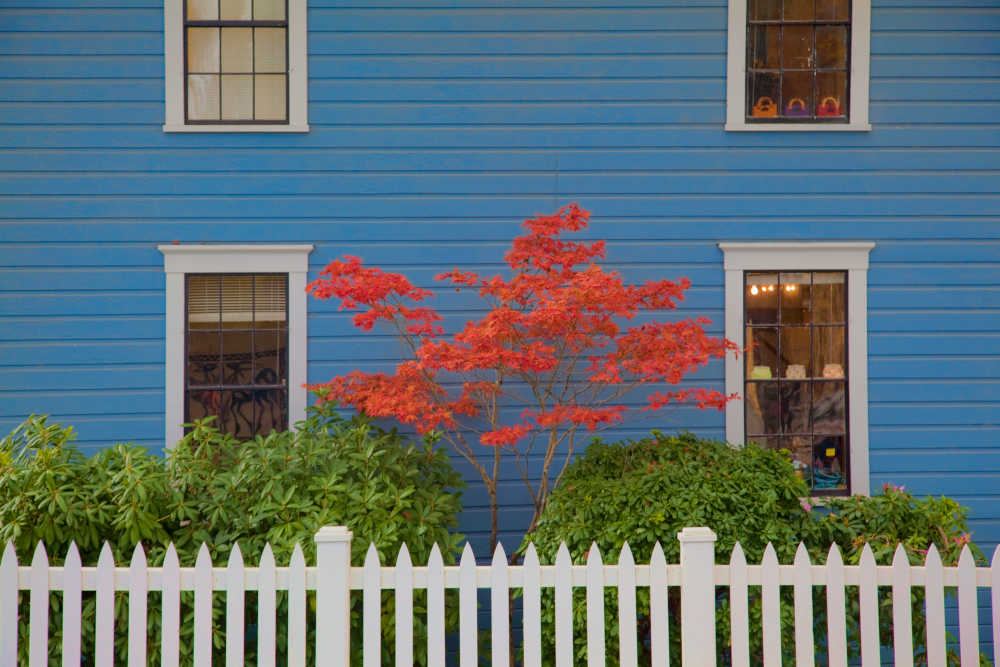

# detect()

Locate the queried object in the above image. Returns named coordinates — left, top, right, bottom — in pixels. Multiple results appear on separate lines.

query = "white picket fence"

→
left=1, top=526, right=999, bottom=666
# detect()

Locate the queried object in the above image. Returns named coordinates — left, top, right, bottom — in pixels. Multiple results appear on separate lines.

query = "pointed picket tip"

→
left=163, top=542, right=179, bottom=568
left=31, top=540, right=48, bottom=566
left=523, top=542, right=539, bottom=568
left=556, top=541, right=570, bottom=563
left=195, top=542, right=211, bottom=567
left=730, top=541, right=747, bottom=566
left=227, top=542, right=244, bottom=567
left=892, top=543, right=908, bottom=565
left=130, top=542, right=147, bottom=568
left=491, top=542, right=507, bottom=566
left=65, top=541, right=81, bottom=568
left=651, top=541, right=666, bottom=567
left=958, top=543, right=975, bottom=567
left=619, top=541, right=635, bottom=567
left=925, top=542, right=942, bottom=567
left=826, top=542, right=843, bottom=566
left=761, top=542, right=778, bottom=566
left=396, top=541, right=412, bottom=567
left=588, top=541, right=603, bottom=560
left=260, top=543, right=275, bottom=569
left=363, top=542, right=380, bottom=566
left=991, top=543, right=1000, bottom=567
left=289, top=542, right=305, bottom=568
left=428, top=542, right=443, bottom=568
left=96, top=541, right=114, bottom=566
left=1, top=541, right=16, bottom=568
left=859, top=543, right=876, bottom=566
left=794, top=542, right=810, bottom=565
left=460, top=541, right=475, bottom=564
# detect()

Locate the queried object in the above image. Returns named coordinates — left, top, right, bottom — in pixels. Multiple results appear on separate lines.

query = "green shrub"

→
left=522, top=431, right=985, bottom=666
left=0, top=407, right=465, bottom=665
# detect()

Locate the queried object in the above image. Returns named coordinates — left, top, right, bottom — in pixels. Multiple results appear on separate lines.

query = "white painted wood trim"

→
left=719, top=242, right=874, bottom=495
left=163, top=0, right=309, bottom=133
left=159, top=244, right=314, bottom=449
left=725, top=0, right=871, bottom=132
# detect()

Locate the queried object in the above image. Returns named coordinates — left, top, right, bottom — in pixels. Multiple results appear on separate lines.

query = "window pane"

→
left=816, top=25, right=848, bottom=69
left=748, top=73, right=780, bottom=118
left=254, top=0, right=285, bottom=20
left=780, top=382, right=811, bottom=433
left=749, top=24, right=780, bottom=70
left=188, top=331, right=221, bottom=386
left=746, top=272, right=778, bottom=322
left=781, top=24, right=813, bottom=69
left=745, top=381, right=781, bottom=435
left=816, top=72, right=847, bottom=117
left=227, top=390, right=254, bottom=440
left=187, top=74, right=220, bottom=120
left=747, top=327, right=778, bottom=378
left=187, top=275, right=220, bottom=328
left=780, top=272, right=811, bottom=323
left=813, top=435, right=847, bottom=490
left=255, top=74, right=287, bottom=121
left=221, top=74, right=253, bottom=120
left=785, top=436, right=813, bottom=487
left=816, top=0, right=849, bottom=21
left=187, top=0, right=218, bottom=20
left=783, top=0, right=814, bottom=21
left=253, top=329, right=282, bottom=385
left=222, top=331, right=253, bottom=385
left=220, top=275, right=254, bottom=327
left=781, top=71, right=812, bottom=117
left=812, top=272, right=845, bottom=322
left=814, top=326, right=845, bottom=376
left=254, top=274, right=287, bottom=327
left=221, top=28, right=253, bottom=72
left=188, top=389, right=221, bottom=423
left=187, top=28, right=219, bottom=73
left=220, top=0, right=251, bottom=20
left=253, top=389, right=287, bottom=436
left=780, top=326, right=811, bottom=377
left=813, top=381, right=846, bottom=433
left=254, top=27, right=286, bottom=73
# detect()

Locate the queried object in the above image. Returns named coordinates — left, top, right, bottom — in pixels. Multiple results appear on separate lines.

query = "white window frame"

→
left=163, top=0, right=309, bottom=132
left=725, top=0, right=872, bottom=132
left=719, top=242, right=874, bottom=495
left=159, top=244, right=313, bottom=447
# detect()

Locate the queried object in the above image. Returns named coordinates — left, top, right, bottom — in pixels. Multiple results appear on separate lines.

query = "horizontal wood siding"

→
left=0, top=0, right=998, bottom=571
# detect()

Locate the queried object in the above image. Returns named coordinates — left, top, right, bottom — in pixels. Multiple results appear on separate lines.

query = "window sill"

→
left=725, top=121, right=873, bottom=132
left=163, top=123, right=310, bottom=133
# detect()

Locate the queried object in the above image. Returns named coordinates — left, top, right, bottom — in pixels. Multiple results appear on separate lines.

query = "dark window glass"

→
left=746, top=0, right=851, bottom=123
left=744, top=271, right=849, bottom=493
left=185, top=274, right=288, bottom=438
left=184, top=0, right=289, bottom=123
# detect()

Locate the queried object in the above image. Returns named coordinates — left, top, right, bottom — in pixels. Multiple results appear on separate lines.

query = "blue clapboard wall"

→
left=0, top=0, right=998, bottom=601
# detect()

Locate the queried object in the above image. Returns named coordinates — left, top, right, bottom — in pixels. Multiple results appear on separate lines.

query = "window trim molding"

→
left=719, top=242, right=875, bottom=495
left=163, top=0, right=309, bottom=133
left=725, top=0, right=872, bottom=132
left=159, top=244, right=314, bottom=448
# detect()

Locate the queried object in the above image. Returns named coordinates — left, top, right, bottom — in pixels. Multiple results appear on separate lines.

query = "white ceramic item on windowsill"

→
left=785, top=364, right=806, bottom=379
left=822, top=363, right=844, bottom=379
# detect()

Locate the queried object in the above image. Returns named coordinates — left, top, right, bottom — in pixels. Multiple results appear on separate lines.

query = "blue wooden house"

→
left=1, top=0, right=998, bottom=582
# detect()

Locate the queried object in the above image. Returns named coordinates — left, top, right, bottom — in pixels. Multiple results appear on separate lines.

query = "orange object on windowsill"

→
left=752, top=97, right=778, bottom=118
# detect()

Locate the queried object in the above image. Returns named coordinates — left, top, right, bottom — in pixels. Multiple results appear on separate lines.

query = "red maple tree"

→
left=307, top=204, right=738, bottom=549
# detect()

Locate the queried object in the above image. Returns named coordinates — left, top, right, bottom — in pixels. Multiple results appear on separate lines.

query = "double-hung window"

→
left=720, top=243, right=874, bottom=495
left=160, top=245, right=313, bottom=446
left=163, top=0, right=308, bottom=131
left=726, top=0, right=871, bottom=130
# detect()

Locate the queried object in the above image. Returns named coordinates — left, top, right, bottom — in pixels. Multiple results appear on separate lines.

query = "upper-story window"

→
left=726, top=0, right=871, bottom=131
left=163, top=0, right=309, bottom=132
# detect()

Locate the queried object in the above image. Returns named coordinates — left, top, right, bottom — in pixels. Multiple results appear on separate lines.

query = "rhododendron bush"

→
left=307, top=204, right=738, bottom=548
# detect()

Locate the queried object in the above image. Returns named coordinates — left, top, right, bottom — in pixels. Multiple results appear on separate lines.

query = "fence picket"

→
left=554, top=542, right=573, bottom=667
left=0, top=542, right=16, bottom=667
left=891, top=544, right=913, bottom=667
left=427, top=544, right=446, bottom=667
left=226, top=544, right=245, bottom=667
left=825, top=544, right=847, bottom=667
left=760, top=543, right=780, bottom=667
left=29, top=542, right=49, bottom=667
left=491, top=543, right=511, bottom=667
left=649, top=542, right=669, bottom=667
left=161, top=544, right=180, bottom=667
left=62, top=543, right=82, bottom=667
left=792, top=543, right=814, bottom=666
left=194, top=543, right=213, bottom=667
left=924, top=544, right=946, bottom=667
left=728, top=543, right=749, bottom=667
left=859, top=544, right=879, bottom=667
left=618, top=543, right=638, bottom=667
left=586, top=542, right=605, bottom=667
left=363, top=543, right=381, bottom=666
left=94, top=543, right=115, bottom=667
left=128, top=544, right=148, bottom=667
left=522, top=543, right=542, bottom=667
left=395, top=543, right=414, bottom=667
left=257, top=544, right=277, bottom=667
left=288, top=544, right=306, bottom=667
left=458, top=543, right=477, bottom=667
left=958, top=545, right=979, bottom=667
left=991, top=545, right=1000, bottom=661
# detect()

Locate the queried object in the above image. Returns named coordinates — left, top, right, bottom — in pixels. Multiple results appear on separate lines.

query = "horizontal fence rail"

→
left=1, top=526, right=998, bottom=665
